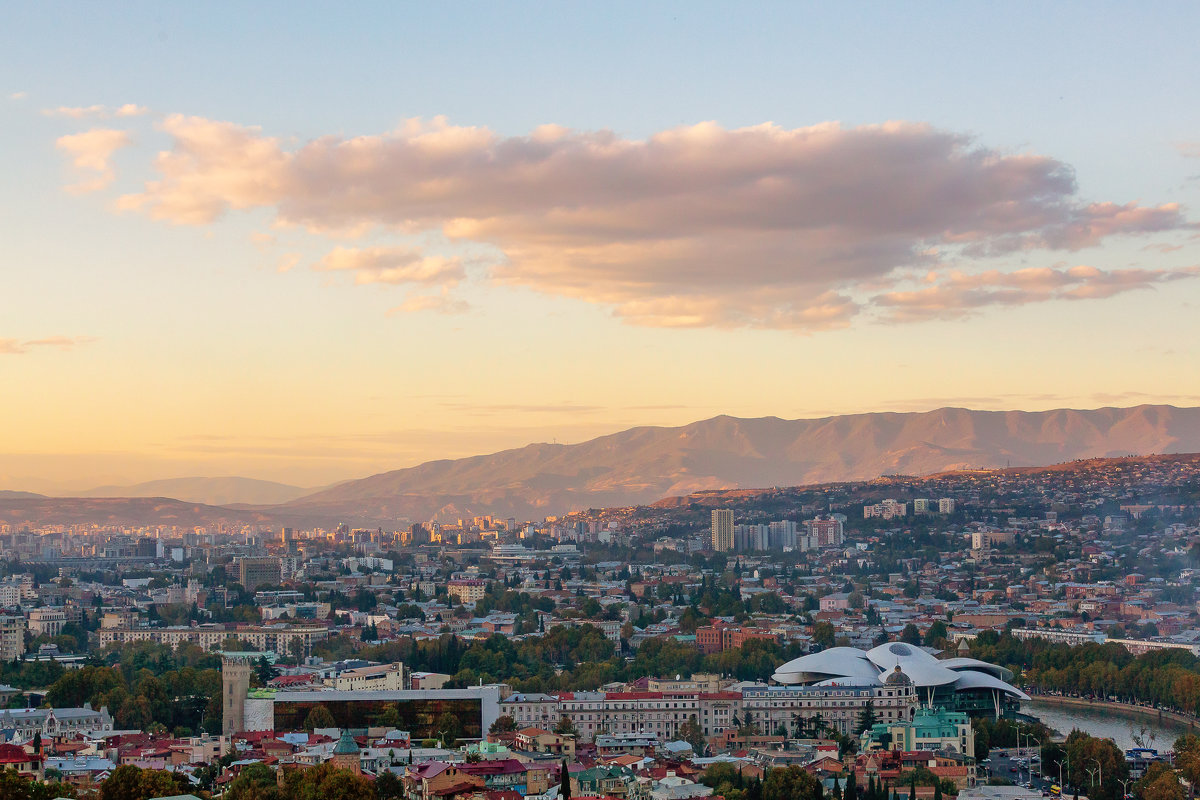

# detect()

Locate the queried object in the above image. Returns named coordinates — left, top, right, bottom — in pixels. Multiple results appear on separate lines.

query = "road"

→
left=980, top=748, right=1056, bottom=795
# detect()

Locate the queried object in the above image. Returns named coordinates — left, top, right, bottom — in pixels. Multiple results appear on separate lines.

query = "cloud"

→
left=55, top=128, right=132, bottom=193
left=872, top=264, right=1200, bottom=321
left=43, top=103, right=148, bottom=119
left=106, top=114, right=1193, bottom=329
left=9, top=91, right=27, bottom=101
left=0, top=336, right=96, bottom=355
left=390, top=293, right=471, bottom=315
left=314, top=245, right=465, bottom=286
left=1178, top=142, right=1200, bottom=158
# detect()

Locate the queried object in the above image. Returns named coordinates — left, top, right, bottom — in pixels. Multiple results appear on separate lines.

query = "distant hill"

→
left=0, top=496, right=278, bottom=528
left=0, top=490, right=44, bottom=500
left=279, top=404, right=1200, bottom=523
left=74, top=476, right=315, bottom=506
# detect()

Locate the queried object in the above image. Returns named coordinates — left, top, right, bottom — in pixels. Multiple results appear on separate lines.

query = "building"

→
left=331, top=729, right=362, bottom=774
left=741, top=680, right=916, bottom=737
left=237, top=557, right=283, bottom=591
left=241, top=686, right=503, bottom=738
left=695, top=622, right=779, bottom=655
left=862, top=706, right=975, bottom=758
left=447, top=579, right=487, bottom=606
left=913, top=499, right=932, bottom=514
left=0, top=705, right=113, bottom=738
left=939, top=498, right=956, bottom=514
left=772, top=642, right=1028, bottom=717
left=325, top=662, right=408, bottom=691
left=27, top=608, right=68, bottom=638
left=864, top=500, right=907, bottom=520
left=711, top=509, right=733, bottom=552
left=0, top=616, right=25, bottom=662
left=805, top=516, right=845, bottom=548
left=98, top=622, right=327, bottom=658
left=222, top=657, right=252, bottom=736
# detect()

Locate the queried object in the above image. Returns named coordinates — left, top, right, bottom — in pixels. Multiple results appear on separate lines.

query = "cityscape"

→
left=3, top=5, right=1200, bottom=800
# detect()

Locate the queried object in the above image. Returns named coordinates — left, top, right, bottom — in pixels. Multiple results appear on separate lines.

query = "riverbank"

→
left=1029, top=695, right=1200, bottom=737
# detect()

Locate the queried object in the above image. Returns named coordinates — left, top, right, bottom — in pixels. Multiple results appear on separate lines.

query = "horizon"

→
left=4, top=3, right=1200, bottom=490
left=4, top=401, right=1198, bottom=496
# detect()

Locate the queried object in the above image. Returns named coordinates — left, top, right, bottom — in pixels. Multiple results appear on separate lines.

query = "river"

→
left=1024, top=699, right=1194, bottom=752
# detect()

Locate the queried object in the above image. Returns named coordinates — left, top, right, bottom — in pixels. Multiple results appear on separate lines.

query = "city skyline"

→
left=4, top=3, right=1200, bottom=489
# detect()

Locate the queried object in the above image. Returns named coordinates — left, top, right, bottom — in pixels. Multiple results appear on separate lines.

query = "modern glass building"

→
left=242, top=686, right=502, bottom=738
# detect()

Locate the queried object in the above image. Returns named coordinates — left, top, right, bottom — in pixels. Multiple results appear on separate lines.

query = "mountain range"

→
left=274, top=403, right=1200, bottom=523
left=4, top=404, right=1200, bottom=526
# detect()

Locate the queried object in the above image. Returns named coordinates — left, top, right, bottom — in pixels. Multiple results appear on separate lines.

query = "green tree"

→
left=855, top=701, right=878, bottom=735
left=99, top=765, right=188, bottom=800
left=679, top=715, right=706, bottom=754
left=303, top=704, right=336, bottom=731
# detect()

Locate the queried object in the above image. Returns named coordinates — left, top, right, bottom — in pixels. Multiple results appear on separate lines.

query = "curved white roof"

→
left=939, top=657, right=1015, bottom=683
left=772, top=647, right=880, bottom=685
left=948, top=668, right=1030, bottom=700
left=864, top=642, right=959, bottom=687
left=772, top=643, right=1025, bottom=699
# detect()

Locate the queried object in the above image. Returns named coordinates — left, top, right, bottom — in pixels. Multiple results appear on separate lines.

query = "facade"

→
left=939, top=498, right=956, bottom=514
left=28, top=608, right=67, bottom=637
left=222, top=657, right=252, bottom=736
left=805, top=517, right=845, bottom=548
left=695, top=622, right=778, bottom=655
left=772, top=643, right=1028, bottom=718
left=0, top=616, right=25, bottom=662
left=447, top=579, right=487, bottom=605
left=237, top=557, right=283, bottom=591
left=326, top=662, right=409, bottom=691
left=0, top=705, right=113, bottom=737
left=862, top=706, right=975, bottom=758
left=242, top=687, right=502, bottom=739
left=98, top=622, right=327, bottom=657
left=741, top=682, right=916, bottom=737
left=711, top=510, right=733, bottom=552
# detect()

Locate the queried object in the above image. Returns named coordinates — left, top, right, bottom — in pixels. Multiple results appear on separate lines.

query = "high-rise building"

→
left=711, top=509, right=733, bottom=552
left=237, top=557, right=283, bottom=591
left=939, top=498, right=956, bottom=514
left=0, top=616, right=25, bottom=662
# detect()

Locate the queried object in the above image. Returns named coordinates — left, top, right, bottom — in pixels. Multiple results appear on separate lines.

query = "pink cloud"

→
left=55, top=128, right=132, bottom=193
left=872, top=265, right=1200, bottom=321
left=0, top=336, right=97, bottom=355
left=97, top=114, right=1195, bottom=329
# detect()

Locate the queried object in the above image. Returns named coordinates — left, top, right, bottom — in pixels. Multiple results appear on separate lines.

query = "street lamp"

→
left=1116, top=777, right=1133, bottom=800
left=1091, top=758, right=1104, bottom=789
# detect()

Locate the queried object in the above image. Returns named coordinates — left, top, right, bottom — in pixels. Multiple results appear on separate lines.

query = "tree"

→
left=436, top=710, right=463, bottom=746
left=1134, top=763, right=1183, bottom=800
left=376, top=771, right=403, bottom=800
left=900, top=624, right=922, bottom=645
left=303, top=704, right=336, bottom=731
left=255, top=656, right=278, bottom=685
left=679, top=715, right=706, bottom=754
left=844, top=771, right=858, bottom=800
left=813, top=622, right=836, bottom=650
left=224, top=762, right=279, bottom=800
left=855, top=701, right=878, bottom=735
left=100, top=765, right=188, bottom=800
left=490, top=714, right=518, bottom=734
left=762, top=767, right=822, bottom=800
left=555, top=713, right=579, bottom=738
left=560, top=759, right=572, bottom=800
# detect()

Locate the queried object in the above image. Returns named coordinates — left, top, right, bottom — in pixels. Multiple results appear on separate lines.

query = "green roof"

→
left=333, top=729, right=360, bottom=755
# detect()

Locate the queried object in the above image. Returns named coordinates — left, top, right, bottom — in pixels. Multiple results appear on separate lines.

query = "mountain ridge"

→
left=278, top=403, right=1200, bottom=522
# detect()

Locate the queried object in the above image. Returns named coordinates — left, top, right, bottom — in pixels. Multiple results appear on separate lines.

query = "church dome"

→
left=884, top=665, right=913, bottom=686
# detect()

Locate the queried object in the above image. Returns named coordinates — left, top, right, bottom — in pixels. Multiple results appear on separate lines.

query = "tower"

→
left=332, top=729, right=362, bottom=773
left=222, top=657, right=251, bottom=736
left=711, top=509, right=733, bottom=552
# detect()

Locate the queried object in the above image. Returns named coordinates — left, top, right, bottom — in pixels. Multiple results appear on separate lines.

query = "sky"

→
left=2, top=2, right=1200, bottom=492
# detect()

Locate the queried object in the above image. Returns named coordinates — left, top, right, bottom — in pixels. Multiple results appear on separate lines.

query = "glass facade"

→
left=273, top=697, right=484, bottom=739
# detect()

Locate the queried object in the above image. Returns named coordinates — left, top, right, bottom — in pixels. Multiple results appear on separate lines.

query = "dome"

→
left=884, top=665, right=913, bottom=686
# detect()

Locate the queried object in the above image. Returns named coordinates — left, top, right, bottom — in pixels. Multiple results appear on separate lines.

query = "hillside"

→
left=73, top=476, right=314, bottom=506
left=0, top=496, right=280, bottom=528
left=279, top=404, right=1200, bottom=523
